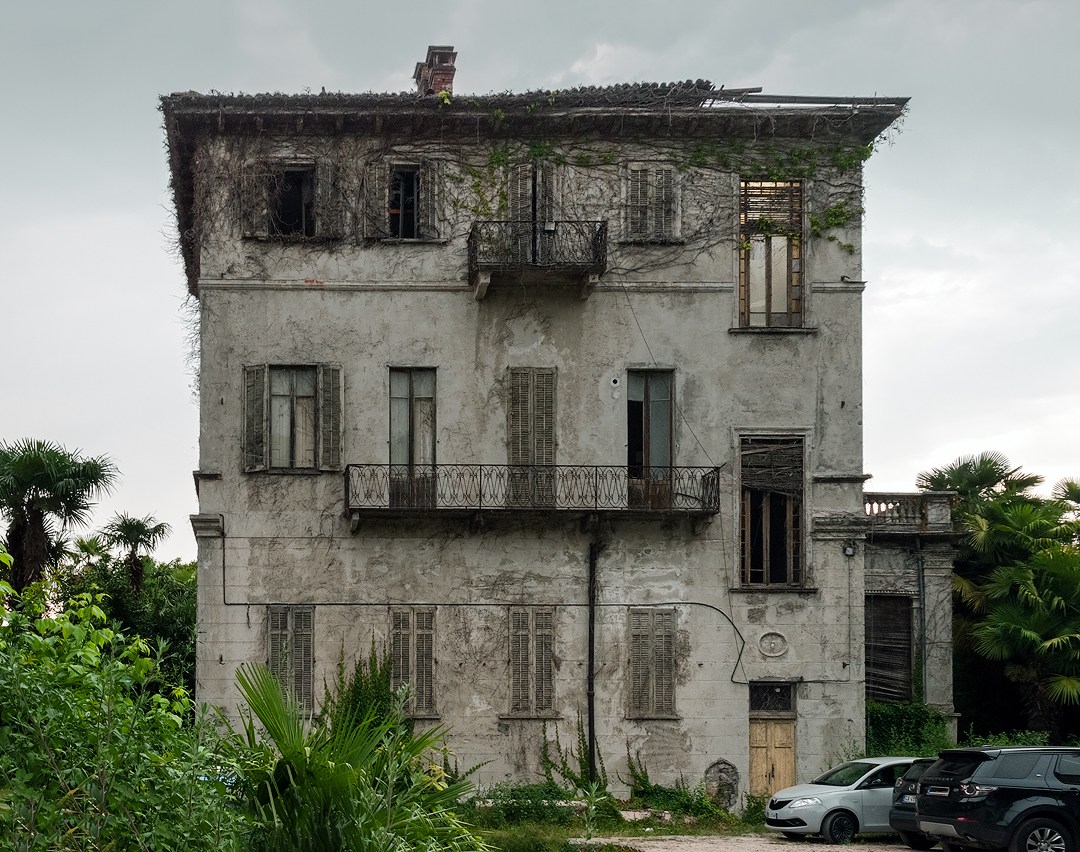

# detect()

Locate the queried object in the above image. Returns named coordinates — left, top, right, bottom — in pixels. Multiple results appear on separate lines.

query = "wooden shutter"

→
left=315, top=159, right=344, bottom=239
left=268, top=605, right=289, bottom=682
left=653, top=609, right=675, bottom=715
left=629, top=609, right=652, bottom=716
left=239, top=162, right=267, bottom=238
left=627, top=167, right=649, bottom=240
left=244, top=365, right=268, bottom=472
left=507, top=368, right=556, bottom=507
left=534, top=609, right=554, bottom=712
left=630, top=608, right=675, bottom=716
left=510, top=609, right=530, bottom=712
left=865, top=595, right=914, bottom=702
left=414, top=610, right=435, bottom=714
left=653, top=167, right=675, bottom=241
left=318, top=365, right=342, bottom=471
left=390, top=610, right=410, bottom=696
left=364, top=162, right=389, bottom=238
left=292, top=607, right=314, bottom=711
left=418, top=159, right=440, bottom=240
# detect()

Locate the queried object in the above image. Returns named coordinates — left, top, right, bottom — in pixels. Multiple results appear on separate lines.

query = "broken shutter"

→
left=364, top=162, right=389, bottom=238
left=244, top=365, right=268, bottom=472
left=629, top=608, right=675, bottom=716
left=318, top=365, right=342, bottom=471
left=239, top=162, right=268, bottom=238
left=626, top=166, right=675, bottom=242
left=653, top=167, right=675, bottom=241
left=315, top=160, right=344, bottom=239
left=417, top=159, right=441, bottom=240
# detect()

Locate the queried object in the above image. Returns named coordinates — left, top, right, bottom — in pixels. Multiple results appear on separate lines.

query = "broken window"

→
left=509, top=607, right=555, bottom=715
left=627, top=371, right=673, bottom=509
left=629, top=608, right=676, bottom=717
left=365, top=160, right=441, bottom=240
left=243, top=364, right=342, bottom=472
left=241, top=160, right=343, bottom=240
left=749, top=682, right=796, bottom=717
left=625, top=164, right=677, bottom=243
left=389, top=368, right=436, bottom=508
left=739, top=180, right=803, bottom=328
left=865, top=595, right=914, bottom=702
left=268, top=605, right=314, bottom=712
left=740, top=436, right=803, bottom=586
left=390, top=607, right=435, bottom=715
left=507, top=367, right=556, bottom=507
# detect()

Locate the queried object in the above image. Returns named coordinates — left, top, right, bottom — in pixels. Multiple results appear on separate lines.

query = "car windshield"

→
left=812, top=761, right=876, bottom=786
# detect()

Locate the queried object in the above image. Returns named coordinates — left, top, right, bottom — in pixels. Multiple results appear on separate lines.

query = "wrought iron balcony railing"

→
left=864, top=491, right=955, bottom=536
left=468, top=220, right=608, bottom=297
left=345, top=464, right=720, bottom=517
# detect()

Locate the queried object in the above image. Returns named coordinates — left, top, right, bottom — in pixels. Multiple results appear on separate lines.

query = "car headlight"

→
left=789, top=797, right=823, bottom=809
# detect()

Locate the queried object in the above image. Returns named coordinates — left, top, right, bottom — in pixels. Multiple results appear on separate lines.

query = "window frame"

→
left=390, top=606, right=437, bottom=717
left=624, top=163, right=679, bottom=244
left=507, top=367, right=557, bottom=507
left=738, top=434, right=805, bottom=588
left=628, top=607, right=677, bottom=719
left=507, top=606, right=557, bottom=717
left=267, top=605, right=315, bottom=712
left=865, top=594, right=915, bottom=702
left=243, top=364, right=342, bottom=473
left=365, top=159, right=442, bottom=241
left=388, top=367, right=437, bottom=508
left=738, top=180, right=804, bottom=328
left=241, top=158, right=343, bottom=241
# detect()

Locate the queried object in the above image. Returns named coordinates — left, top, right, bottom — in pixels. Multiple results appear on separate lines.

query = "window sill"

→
left=730, top=586, right=818, bottom=594
left=242, top=235, right=342, bottom=243
left=498, top=713, right=562, bottom=721
left=618, top=238, right=685, bottom=247
left=247, top=468, right=327, bottom=476
left=375, top=237, right=448, bottom=245
left=626, top=714, right=681, bottom=721
left=728, top=326, right=817, bottom=335
left=406, top=713, right=441, bottom=721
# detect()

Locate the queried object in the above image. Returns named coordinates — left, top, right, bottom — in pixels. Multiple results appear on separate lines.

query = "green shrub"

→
left=466, top=782, right=575, bottom=827
left=742, top=793, right=767, bottom=826
left=960, top=727, right=1049, bottom=747
left=866, top=700, right=952, bottom=756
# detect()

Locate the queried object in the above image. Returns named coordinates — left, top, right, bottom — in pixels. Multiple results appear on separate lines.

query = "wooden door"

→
left=749, top=718, right=796, bottom=796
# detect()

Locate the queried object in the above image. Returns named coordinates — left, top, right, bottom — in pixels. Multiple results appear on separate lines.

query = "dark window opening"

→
left=389, top=167, right=419, bottom=238
left=740, top=436, right=803, bottom=585
left=269, top=167, right=316, bottom=237
left=750, top=682, right=795, bottom=716
left=865, top=595, right=914, bottom=701
left=627, top=371, right=673, bottom=509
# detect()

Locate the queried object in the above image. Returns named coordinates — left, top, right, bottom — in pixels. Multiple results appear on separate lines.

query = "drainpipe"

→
left=915, top=535, right=927, bottom=702
left=587, top=540, right=605, bottom=782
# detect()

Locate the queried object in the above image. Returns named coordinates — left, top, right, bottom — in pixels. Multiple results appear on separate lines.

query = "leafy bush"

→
left=466, top=782, right=576, bottom=827
left=866, top=700, right=952, bottom=756
left=0, top=582, right=244, bottom=850
left=742, top=793, right=767, bottom=826
left=624, top=749, right=733, bottom=823
left=960, top=727, right=1049, bottom=747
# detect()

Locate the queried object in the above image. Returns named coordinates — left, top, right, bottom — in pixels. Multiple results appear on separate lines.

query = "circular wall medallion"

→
left=759, top=631, right=788, bottom=657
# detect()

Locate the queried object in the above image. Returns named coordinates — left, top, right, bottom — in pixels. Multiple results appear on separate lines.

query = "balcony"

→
left=345, top=463, right=720, bottom=528
left=864, top=491, right=955, bottom=539
left=468, top=220, right=608, bottom=299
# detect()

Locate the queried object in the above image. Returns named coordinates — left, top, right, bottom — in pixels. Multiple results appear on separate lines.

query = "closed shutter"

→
left=629, top=609, right=652, bottom=716
left=391, top=610, right=410, bottom=696
left=865, top=595, right=913, bottom=702
left=510, top=609, right=530, bottom=712
left=630, top=608, right=676, bottom=716
left=268, top=606, right=289, bottom=683
left=364, top=162, right=389, bottom=238
left=534, top=609, right=554, bottom=712
left=507, top=368, right=556, bottom=507
left=627, top=167, right=649, bottom=240
left=414, top=610, right=435, bottom=714
left=318, top=365, right=342, bottom=471
left=418, top=159, right=440, bottom=240
left=315, top=159, right=344, bottom=239
left=653, top=609, right=675, bottom=715
left=244, top=365, right=268, bottom=472
left=653, top=167, right=675, bottom=241
left=292, top=607, right=314, bottom=711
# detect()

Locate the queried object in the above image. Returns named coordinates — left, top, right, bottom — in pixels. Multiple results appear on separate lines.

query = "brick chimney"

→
left=414, top=45, right=457, bottom=97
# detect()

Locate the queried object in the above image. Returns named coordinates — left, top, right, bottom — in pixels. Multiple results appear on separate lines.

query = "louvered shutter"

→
left=240, top=162, right=267, bottom=238
left=507, top=368, right=531, bottom=506
left=244, top=365, right=268, bottom=472
left=629, top=609, right=651, bottom=716
left=533, top=368, right=556, bottom=505
left=653, top=167, right=675, bottom=241
left=364, top=162, right=389, bottom=238
left=627, top=167, right=649, bottom=240
left=292, top=607, right=314, bottom=711
left=510, top=609, right=530, bottom=712
left=534, top=609, right=554, bottom=712
left=268, top=606, right=289, bottom=683
left=317, top=365, right=342, bottom=471
left=315, top=160, right=344, bottom=239
left=414, top=610, right=435, bottom=714
left=536, top=162, right=555, bottom=263
left=508, top=163, right=532, bottom=263
left=653, top=609, right=675, bottom=714
left=418, top=159, right=440, bottom=240
left=865, top=596, right=914, bottom=701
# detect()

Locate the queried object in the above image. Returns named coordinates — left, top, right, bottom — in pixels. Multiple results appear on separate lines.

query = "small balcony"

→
left=864, top=491, right=955, bottom=539
left=468, top=220, right=608, bottom=299
left=345, top=463, right=720, bottom=528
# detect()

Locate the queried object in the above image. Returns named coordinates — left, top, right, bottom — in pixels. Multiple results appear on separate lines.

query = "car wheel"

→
left=899, top=830, right=937, bottom=850
left=939, top=842, right=964, bottom=852
left=782, top=833, right=806, bottom=841
left=822, top=811, right=858, bottom=844
left=1010, top=819, right=1070, bottom=852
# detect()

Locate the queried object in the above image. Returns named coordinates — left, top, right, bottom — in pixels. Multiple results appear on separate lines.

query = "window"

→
left=244, top=365, right=342, bottom=472
left=241, top=160, right=342, bottom=240
left=739, top=180, right=803, bottom=328
left=268, top=605, right=314, bottom=711
left=390, top=608, right=435, bottom=715
left=389, top=368, right=436, bottom=507
left=509, top=607, right=555, bottom=715
left=365, top=160, right=441, bottom=240
left=625, top=164, right=677, bottom=243
left=507, top=367, right=556, bottom=507
left=627, top=371, right=673, bottom=509
left=749, top=682, right=795, bottom=717
left=508, top=161, right=555, bottom=263
left=865, top=595, right=914, bottom=702
left=740, top=436, right=804, bottom=585
left=629, top=608, right=676, bottom=717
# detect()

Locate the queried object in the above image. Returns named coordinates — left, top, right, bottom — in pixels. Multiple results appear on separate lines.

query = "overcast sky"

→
left=2, top=0, right=1076, bottom=561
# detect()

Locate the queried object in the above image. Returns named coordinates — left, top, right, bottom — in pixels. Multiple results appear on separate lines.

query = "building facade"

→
left=163, top=48, right=940, bottom=800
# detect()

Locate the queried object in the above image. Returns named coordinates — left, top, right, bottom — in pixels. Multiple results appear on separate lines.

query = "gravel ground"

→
left=575, top=832, right=912, bottom=852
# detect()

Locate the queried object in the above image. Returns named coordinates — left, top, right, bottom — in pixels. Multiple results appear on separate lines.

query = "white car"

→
left=766, top=756, right=921, bottom=843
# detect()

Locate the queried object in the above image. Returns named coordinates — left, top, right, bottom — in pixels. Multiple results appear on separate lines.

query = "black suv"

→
left=916, top=747, right=1080, bottom=852
left=891, top=758, right=936, bottom=849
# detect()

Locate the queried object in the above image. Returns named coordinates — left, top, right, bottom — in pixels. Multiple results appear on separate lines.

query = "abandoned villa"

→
left=162, top=47, right=956, bottom=801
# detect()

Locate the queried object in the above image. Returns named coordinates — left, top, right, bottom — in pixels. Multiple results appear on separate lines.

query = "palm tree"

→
left=0, top=439, right=117, bottom=593
left=101, top=513, right=171, bottom=594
